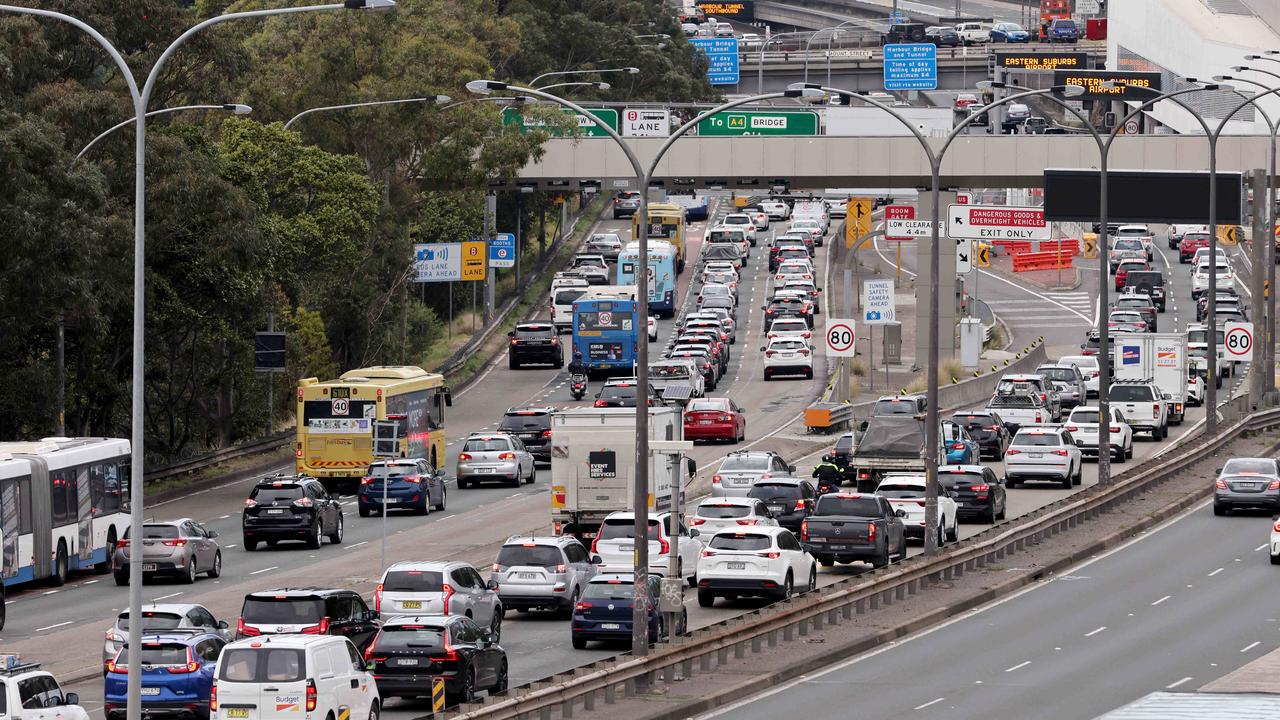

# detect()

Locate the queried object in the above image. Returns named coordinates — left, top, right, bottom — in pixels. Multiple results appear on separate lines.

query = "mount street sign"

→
left=947, top=204, right=1050, bottom=240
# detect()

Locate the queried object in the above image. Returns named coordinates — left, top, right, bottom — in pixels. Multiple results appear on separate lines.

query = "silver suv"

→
left=491, top=536, right=597, bottom=618
left=1035, top=364, right=1087, bottom=411
left=376, top=560, right=504, bottom=640
left=711, top=451, right=796, bottom=497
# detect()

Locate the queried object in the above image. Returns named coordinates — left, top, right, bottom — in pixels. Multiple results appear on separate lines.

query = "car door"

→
left=186, top=521, right=214, bottom=567
left=880, top=498, right=904, bottom=548
left=778, top=531, right=806, bottom=585
left=346, top=595, right=378, bottom=650
left=454, top=618, right=495, bottom=687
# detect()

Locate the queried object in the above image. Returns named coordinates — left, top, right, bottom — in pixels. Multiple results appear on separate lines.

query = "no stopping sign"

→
left=1224, top=322, right=1254, bottom=360
left=825, top=319, right=857, bottom=358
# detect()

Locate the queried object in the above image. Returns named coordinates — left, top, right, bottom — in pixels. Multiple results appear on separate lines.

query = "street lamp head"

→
left=343, top=0, right=396, bottom=9
left=466, top=79, right=507, bottom=95
left=786, top=82, right=823, bottom=91
left=433, top=94, right=452, bottom=105
left=1057, top=83, right=1086, bottom=97
left=624, top=67, right=641, bottom=74
left=222, top=103, right=253, bottom=115
left=594, top=82, right=611, bottom=90
left=1231, top=66, right=1251, bottom=72
left=1267, top=50, right=1280, bottom=55
left=1245, top=54, right=1263, bottom=60
left=976, top=80, right=1007, bottom=90
left=1213, top=75, right=1232, bottom=82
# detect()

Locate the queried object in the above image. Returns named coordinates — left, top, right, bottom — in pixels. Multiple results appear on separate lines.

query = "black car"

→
left=949, top=410, right=1011, bottom=459
left=242, top=476, right=343, bottom=551
left=925, top=25, right=960, bottom=46
left=508, top=322, right=564, bottom=369
left=497, top=406, right=554, bottom=463
left=365, top=614, right=507, bottom=705
left=747, top=478, right=817, bottom=533
left=1125, top=271, right=1166, bottom=312
left=236, top=587, right=379, bottom=649
left=763, top=297, right=811, bottom=327
left=593, top=379, right=658, bottom=408
left=938, top=465, right=1007, bottom=523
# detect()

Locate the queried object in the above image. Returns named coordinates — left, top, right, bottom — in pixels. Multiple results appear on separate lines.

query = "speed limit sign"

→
left=1224, top=322, right=1254, bottom=360
left=824, top=318, right=857, bottom=358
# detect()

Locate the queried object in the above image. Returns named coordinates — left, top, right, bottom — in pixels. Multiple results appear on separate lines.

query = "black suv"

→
left=242, top=475, right=344, bottom=551
left=508, top=322, right=564, bottom=369
left=498, top=406, right=554, bottom=463
left=763, top=297, right=811, bottom=327
left=747, top=478, right=817, bottom=533
left=237, top=587, right=379, bottom=650
left=1124, top=271, right=1166, bottom=312
left=949, top=410, right=1011, bottom=460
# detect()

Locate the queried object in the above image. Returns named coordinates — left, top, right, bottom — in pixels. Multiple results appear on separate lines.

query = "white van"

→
left=550, top=275, right=589, bottom=333
left=790, top=200, right=830, bottom=234
left=214, top=635, right=379, bottom=720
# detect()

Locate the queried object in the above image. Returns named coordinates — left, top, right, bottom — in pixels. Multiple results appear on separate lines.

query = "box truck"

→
left=1113, top=333, right=1189, bottom=424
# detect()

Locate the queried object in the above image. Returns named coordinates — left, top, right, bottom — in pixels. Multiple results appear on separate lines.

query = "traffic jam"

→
left=2, top=196, right=1267, bottom=720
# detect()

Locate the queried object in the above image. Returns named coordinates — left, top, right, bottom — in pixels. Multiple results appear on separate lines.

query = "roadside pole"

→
left=842, top=269, right=853, bottom=402
left=1252, top=168, right=1267, bottom=403
left=485, top=192, right=497, bottom=323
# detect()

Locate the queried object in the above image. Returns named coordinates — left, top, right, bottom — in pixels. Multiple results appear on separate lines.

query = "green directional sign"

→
left=501, top=107, right=619, bottom=137
left=697, top=110, right=819, bottom=136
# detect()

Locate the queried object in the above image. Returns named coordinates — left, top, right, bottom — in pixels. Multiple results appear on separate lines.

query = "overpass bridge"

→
left=489, top=134, right=1272, bottom=191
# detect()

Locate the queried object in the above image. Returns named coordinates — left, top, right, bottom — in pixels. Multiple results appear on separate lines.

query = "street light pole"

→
left=0, top=5, right=395, bottom=720
left=529, top=66, right=640, bottom=87
left=283, top=94, right=451, bottom=130
left=74, top=104, right=253, bottom=164
left=1236, top=62, right=1280, bottom=394
left=758, top=31, right=811, bottom=94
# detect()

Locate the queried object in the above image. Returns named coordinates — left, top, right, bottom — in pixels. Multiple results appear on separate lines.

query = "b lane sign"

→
left=623, top=108, right=670, bottom=137
left=948, top=204, right=1050, bottom=240
left=824, top=318, right=857, bottom=358
left=862, top=280, right=895, bottom=324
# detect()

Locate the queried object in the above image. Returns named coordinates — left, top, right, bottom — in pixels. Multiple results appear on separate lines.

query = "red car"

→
left=1178, top=233, right=1210, bottom=264
left=683, top=397, right=747, bottom=443
left=1113, top=259, right=1150, bottom=291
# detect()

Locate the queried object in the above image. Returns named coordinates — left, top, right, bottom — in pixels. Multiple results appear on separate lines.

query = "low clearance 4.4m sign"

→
left=948, top=205, right=1050, bottom=240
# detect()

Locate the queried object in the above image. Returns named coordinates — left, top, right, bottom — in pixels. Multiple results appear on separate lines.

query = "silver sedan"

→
left=456, top=432, right=536, bottom=488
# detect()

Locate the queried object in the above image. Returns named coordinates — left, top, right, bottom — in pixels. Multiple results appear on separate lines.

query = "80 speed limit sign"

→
left=824, top=318, right=857, bottom=358
left=1224, top=322, right=1254, bottom=360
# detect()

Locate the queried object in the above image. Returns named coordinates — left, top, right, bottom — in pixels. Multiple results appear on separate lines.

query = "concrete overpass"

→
left=491, top=134, right=1274, bottom=191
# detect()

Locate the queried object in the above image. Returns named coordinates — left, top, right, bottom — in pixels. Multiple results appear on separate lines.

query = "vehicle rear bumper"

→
left=104, top=700, right=209, bottom=720
left=1215, top=493, right=1280, bottom=510
left=373, top=671, right=459, bottom=698
left=697, top=577, right=783, bottom=593
left=497, top=591, right=570, bottom=610
left=802, top=542, right=876, bottom=559
left=684, top=423, right=735, bottom=439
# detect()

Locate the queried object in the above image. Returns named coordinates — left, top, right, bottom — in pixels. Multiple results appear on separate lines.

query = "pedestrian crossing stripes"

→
left=985, top=291, right=1094, bottom=326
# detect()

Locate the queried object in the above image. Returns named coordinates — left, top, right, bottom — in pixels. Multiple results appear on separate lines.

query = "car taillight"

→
left=990, top=425, right=1002, bottom=432
left=498, top=452, right=515, bottom=460
left=442, top=583, right=455, bottom=614
left=243, top=499, right=257, bottom=508
left=1110, top=425, right=1121, bottom=432
left=458, top=453, right=472, bottom=462
left=432, top=639, right=460, bottom=663
left=305, top=680, right=317, bottom=712
left=542, top=429, right=553, bottom=438
left=1006, top=449, right=1021, bottom=456
left=800, top=520, right=809, bottom=541
left=575, top=600, right=593, bottom=610
left=799, top=349, right=810, bottom=356
left=867, top=523, right=876, bottom=543
left=167, top=649, right=200, bottom=674
left=970, top=483, right=990, bottom=492
left=106, top=659, right=122, bottom=674
left=765, top=350, right=776, bottom=357
left=712, top=474, right=722, bottom=485
left=210, top=685, right=218, bottom=712
left=794, top=498, right=807, bottom=510
left=115, top=538, right=130, bottom=549
left=1036, top=413, right=1044, bottom=423
left=236, top=618, right=260, bottom=637
left=1065, top=425, right=1078, bottom=432
left=402, top=474, right=422, bottom=484
left=691, top=517, right=706, bottom=525
left=951, top=443, right=965, bottom=450
left=803, top=331, right=811, bottom=338
left=659, top=536, right=670, bottom=554
left=160, top=539, right=187, bottom=547
left=360, top=476, right=374, bottom=486
left=1153, top=403, right=1160, bottom=415
left=594, top=400, right=608, bottom=407
left=757, top=552, right=781, bottom=559
left=1270, top=481, right=1280, bottom=491
left=1040, top=393, right=1047, bottom=402
left=700, top=549, right=716, bottom=557
left=374, top=583, right=383, bottom=612
left=736, top=519, right=759, bottom=525
left=1273, top=520, right=1280, bottom=532
left=1051, top=449, right=1069, bottom=456
left=300, top=617, right=330, bottom=635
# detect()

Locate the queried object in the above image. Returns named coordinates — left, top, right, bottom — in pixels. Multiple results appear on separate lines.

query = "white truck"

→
left=1113, top=333, right=1189, bottom=425
left=550, top=407, right=685, bottom=541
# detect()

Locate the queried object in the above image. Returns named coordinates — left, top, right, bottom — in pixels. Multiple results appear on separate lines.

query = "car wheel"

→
left=96, top=528, right=117, bottom=574
left=1073, top=463, right=1083, bottom=486
left=307, top=522, right=323, bottom=549
left=1007, top=478, right=1019, bottom=489
left=243, top=537, right=258, bottom=551
left=329, top=514, right=343, bottom=544
left=697, top=590, right=716, bottom=608
left=1271, top=554, right=1280, bottom=566
left=52, top=544, right=68, bottom=587
left=984, top=504, right=997, bottom=524
left=1113, top=446, right=1125, bottom=464
left=559, top=589, right=579, bottom=620
left=687, top=572, right=698, bottom=588
left=493, top=661, right=509, bottom=694
left=807, top=566, right=817, bottom=592
left=817, top=555, right=834, bottom=567
left=1214, top=503, right=1226, bottom=516
left=183, top=557, right=198, bottom=584
left=572, top=634, right=588, bottom=649
left=524, top=464, right=536, bottom=484
left=946, top=519, right=959, bottom=542
left=1060, top=473, right=1072, bottom=490
left=114, top=572, right=128, bottom=586
left=207, top=551, right=222, bottom=579
left=490, top=608, right=503, bottom=643
left=358, top=505, right=370, bottom=517
left=435, top=488, right=447, bottom=512
left=1126, top=443, right=1134, bottom=459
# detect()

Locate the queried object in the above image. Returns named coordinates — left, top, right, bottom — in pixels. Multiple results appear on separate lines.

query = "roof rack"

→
left=0, top=655, right=40, bottom=675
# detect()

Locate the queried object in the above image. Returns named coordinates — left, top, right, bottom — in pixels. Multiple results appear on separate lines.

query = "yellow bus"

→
left=633, top=202, right=687, bottom=273
left=295, top=366, right=451, bottom=486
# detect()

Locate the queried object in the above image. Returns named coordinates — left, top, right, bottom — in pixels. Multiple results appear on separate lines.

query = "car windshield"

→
left=876, top=483, right=924, bottom=499
left=240, top=597, right=324, bottom=624
left=129, top=524, right=179, bottom=540
left=115, top=643, right=189, bottom=668
left=601, top=385, right=637, bottom=399
left=990, top=394, right=1037, bottom=408
left=770, top=340, right=806, bottom=351
left=938, top=471, right=985, bottom=489
left=706, top=246, right=741, bottom=260
left=367, top=463, right=418, bottom=478
left=1013, top=433, right=1062, bottom=447
left=583, top=581, right=635, bottom=601
left=748, top=484, right=802, bottom=502
left=516, top=326, right=555, bottom=338
left=1115, top=239, right=1142, bottom=250
left=708, top=533, right=773, bottom=551
left=116, top=611, right=183, bottom=631
left=708, top=231, right=743, bottom=244
left=375, top=626, right=447, bottom=650
left=555, top=289, right=586, bottom=305
left=697, top=504, right=751, bottom=519
left=874, top=399, right=919, bottom=415
left=1110, top=386, right=1154, bottom=402
left=688, top=399, right=730, bottom=412
left=248, top=485, right=303, bottom=503
left=815, top=496, right=880, bottom=516
left=719, top=456, right=770, bottom=472
left=1222, top=458, right=1277, bottom=475
left=652, top=364, right=692, bottom=378
left=598, top=518, right=660, bottom=541
left=462, top=437, right=512, bottom=452
left=219, top=648, right=305, bottom=683
left=382, top=570, right=445, bottom=592
left=953, top=413, right=995, bottom=428
left=703, top=297, right=733, bottom=310
left=496, top=545, right=563, bottom=568
left=1070, top=410, right=1102, bottom=424
left=1038, top=368, right=1077, bottom=382
left=499, top=413, right=548, bottom=431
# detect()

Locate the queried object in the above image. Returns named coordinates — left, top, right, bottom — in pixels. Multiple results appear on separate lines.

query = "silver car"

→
left=1036, top=364, right=1087, bottom=410
left=376, top=560, right=504, bottom=640
left=712, top=451, right=796, bottom=497
left=112, top=519, right=221, bottom=586
left=491, top=536, right=596, bottom=617
left=570, top=254, right=610, bottom=285
left=102, top=603, right=231, bottom=668
left=457, top=432, right=536, bottom=488
left=1213, top=457, right=1280, bottom=515
left=584, top=233, right=623, bottom=260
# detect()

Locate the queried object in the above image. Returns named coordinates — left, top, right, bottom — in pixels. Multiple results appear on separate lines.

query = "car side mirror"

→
left=895, top=509, right=907, bottom=518
left=366, top=610, right=380, bottom=621
left=591, top=554, right=603, bottom=565
left=218, top=620, right=229, bottom=629
left=689, top=529, right=700, bottom=538
left=788, top=464, right=797, bottom=474
left=64, top=694, right=79, bottom=706
left=1162, top=392, right=1172, bottom=400
left=507, top=331, right=515, bottom=338
left=486, top=578, right=499, bottom=591
left=207, top=530, right=219, bottom=538
left=367, top=660, right=377, bottom=671
left=686, top=457, right=697, bottom=475
left=760, top=346, right=766, bottom=351
left=435, top=469, right=446, bottom=478
left=1214, top=467, right=1222, bottom=474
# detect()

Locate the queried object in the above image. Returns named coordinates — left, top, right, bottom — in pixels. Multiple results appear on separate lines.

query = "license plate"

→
left=266, top=509, right=286, bottom=515
left=476, top=468, right=495, bottom=474
left=517, top=572, right=540, bottom=580
left=395, top=658, right=420, bottom=666
left=697, top=420, right=714, bottom=425
left=400, top=600, right=422, bottom=609
left=142, top=563, right=157, bottom=572
left=827, top=544, right=847, bottom=550
left=384, top=498, right=399, bottom=504
left=1240, top=483, right=1259, bottom=490
left=727, top=562, right=747, bottom=570
left=601, top=623, right=621, bottom=630
left=1028, top=453, right=1043, bottom=459
left=225, top=710, right=250, bottom=718
left=768, top=505, right=784, bottom=512
left=140, top=687, right=160, bottom=696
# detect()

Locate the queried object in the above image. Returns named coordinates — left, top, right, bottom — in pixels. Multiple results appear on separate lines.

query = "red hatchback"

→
left=1178, top=233, right=1210, bottom=264
left=683, top=397, right=747, bottom=443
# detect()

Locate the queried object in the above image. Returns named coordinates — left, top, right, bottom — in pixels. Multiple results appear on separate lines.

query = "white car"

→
left=648, top=315, right=658, bottom=342
left=721, top=213, right=758, bottom=245
left=1192, top=259, right=1234, bottom=298
left=747, top=209, right=770, bottom=230
left=691, top=497, right=779, bottom=534
left=789, top=219, right=825, bottom=247
left=767, top=317, right=812, bottom=342
left=874, top=473, right=959, bottom=546
left=774, top=260, right=815, bottom=284
left=1058, top=354, right=1101, bottom=397
left=592, top=511, right=703, bottom=583
left=760, top=200, right=790, bottom=220
left=1005, top=427, right=1083, bottom=489
left=780, top=278, right=822, bottom=313
left=695, top=526, right=816, bottom=606
left=762, top=337, right=813, bottom=380
left=1270, top=519, right=1280, bottom=564
left=0, top=659, right=89, bottom=720
left=1187, top=368, right=1206, bottom=406
left=214, top=636, right=378, bottom=720
left=1113, top=224, right=1154, bottom=259
left=1108, top=380, right=1169, bottom=440
left=570, top=254, right=610, bottom=285
left=1064, top=405, right=1133, bottom=463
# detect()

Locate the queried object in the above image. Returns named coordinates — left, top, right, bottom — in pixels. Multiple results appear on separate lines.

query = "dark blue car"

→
left=1047, top=18, right=1079, bottom=43
left=358, top=459, right=447, bottom=516
left=104, top=630, right=225, bottom=720
left=570, top=574, right=685, bottom=649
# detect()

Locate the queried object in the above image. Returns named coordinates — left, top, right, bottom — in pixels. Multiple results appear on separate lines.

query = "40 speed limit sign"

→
left=1224, top=322, right=1254, bottom=360
left=824, top=318, right=857, bottom=358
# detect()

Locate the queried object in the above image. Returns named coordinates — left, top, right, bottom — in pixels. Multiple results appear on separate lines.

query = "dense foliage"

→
left=0, top=0, right=716, bottom=461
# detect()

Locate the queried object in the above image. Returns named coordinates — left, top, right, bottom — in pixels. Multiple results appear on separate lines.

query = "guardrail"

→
left=442, top=400, right=1280, bottom=720
left=145, top=431, right=292, bottom=484
left=1012, top=250, right=1074, bottom=273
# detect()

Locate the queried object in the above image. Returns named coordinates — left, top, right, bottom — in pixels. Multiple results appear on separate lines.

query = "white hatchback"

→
left=591, top=511, right=703, bottom=583
left=874, top=473, right=959, bottom=546
left=696, top=526, right=815, bottom=606
left=1064, top=405, right=1133, bottom=463
left=691, top=497, right=779, bottom=534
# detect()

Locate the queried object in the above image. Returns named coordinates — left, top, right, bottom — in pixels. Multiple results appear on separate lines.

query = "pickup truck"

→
left=846, top=416, right=928, bottom=492
left=985, top=390, right=1050, bottom=433
left=800, top=493, right=907, bottom=568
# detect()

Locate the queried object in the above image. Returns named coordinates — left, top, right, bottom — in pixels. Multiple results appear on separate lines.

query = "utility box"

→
left=1086, top=17, right=1107, bottom=41
left=883, top=322, right=902, bottom=364
left=959, top=318, right=983, bottom=368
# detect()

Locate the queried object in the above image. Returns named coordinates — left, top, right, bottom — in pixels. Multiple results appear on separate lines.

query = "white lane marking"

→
left=249, top=565, right=279, bottom=575
left=1166, top=677, right=1194, bottom=689
left=35, top=620, right=73, bottom=632
left=225, top=544, right=237, bottom=549
left=153, top=592, right=184, bottom=601
left=978, top=267, right=1093, bottom=324
left=1084, top=626, right=1107, bottom=637
left=913, top=698, right=945, bottom=710
left=344, top=541, right=368, bottom=550
left=1152, top=595, right=1171, bottom=606
left=219, top=514, right=231, bottom=519
left=1256, top=544, right=1268, bottom=552
left=1005, top=660, right=1032, bottom=673
left=1208, top=567, right=1224, bottom=577
left=43, top=590, right=57, bottom=595
left=84, top=579, right=98, bottom=585
left=1242, top=641, right=1261, bottom=653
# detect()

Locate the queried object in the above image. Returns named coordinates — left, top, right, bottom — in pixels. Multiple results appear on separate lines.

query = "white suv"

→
left=214, top=635, right=378, bottom=720
left=1064, top=406, right=1133, bottom=463
left=696, top=526, right=815, bottom=606
left=874, top=473, right=959, bottom=546
left=1005, top=427, right=1083, bottom=489
left=762, top=337, right=813, bottom=380
left=720, top=213, right=758, bottom=246
left=591, top=511, right=703, bottom=583
left=1108, top=380, right=1169, bottom=440
left=0, top=657, right=89, bottom=720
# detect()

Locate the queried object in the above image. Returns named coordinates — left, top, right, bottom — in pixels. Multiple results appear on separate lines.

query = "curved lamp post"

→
left=530, top=66, right=639, bottom=87
left=803, top=20, right=864, bottom=87
left=0, top=4, right=395, bottom=719
left=756, top=31, right=811, bottom=94
left=284, top=94, right=449, bottom=130
left=74, top=103, right=252, bottom=164
left=464, top=80, right=811, bottom=658
left=537, top=81, right=611, bottom=93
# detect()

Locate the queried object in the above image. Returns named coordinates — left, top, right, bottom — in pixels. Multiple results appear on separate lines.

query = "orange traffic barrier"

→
left=1013, top=250, right=1074, bottom=272
left=1039, top=239, right=1080, bottom=255
left=990, top=240, right=1032, bottom=255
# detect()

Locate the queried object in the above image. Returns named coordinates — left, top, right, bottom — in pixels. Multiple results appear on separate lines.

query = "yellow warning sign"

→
left=845, top=197, right=873, bottom=249
left=1218, top=225, right=1239, bottom=246
left=1083, top=232, right=1099, bottom=259
left=432, top=677, right=446, bottom=712
left=977, top=243, right=991, bottom=268
left=461, top=240, right=487, bottom=281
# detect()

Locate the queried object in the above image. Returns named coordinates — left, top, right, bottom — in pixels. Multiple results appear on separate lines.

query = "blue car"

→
left=571, top=574, right=685, bottom=649
left=104, top=630, right=224, bottom=720
left=357, top=458, right=447, bottom=516
left=1047, top=18, right=1079, bottom=43
left=989, top=22, right=1030, bottom=43
left=942, top=422, right=980, bottom=465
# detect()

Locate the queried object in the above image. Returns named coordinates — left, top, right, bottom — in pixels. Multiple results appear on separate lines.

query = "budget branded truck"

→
left=550, top=407, right=683, bottom=541
left=1113, top=333, right=1189, bottom=425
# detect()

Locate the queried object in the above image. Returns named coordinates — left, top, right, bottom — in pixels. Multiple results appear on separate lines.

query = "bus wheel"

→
left=95, top=527, right=117, bottom=574
left=52, top=543, right=68, bottom=587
